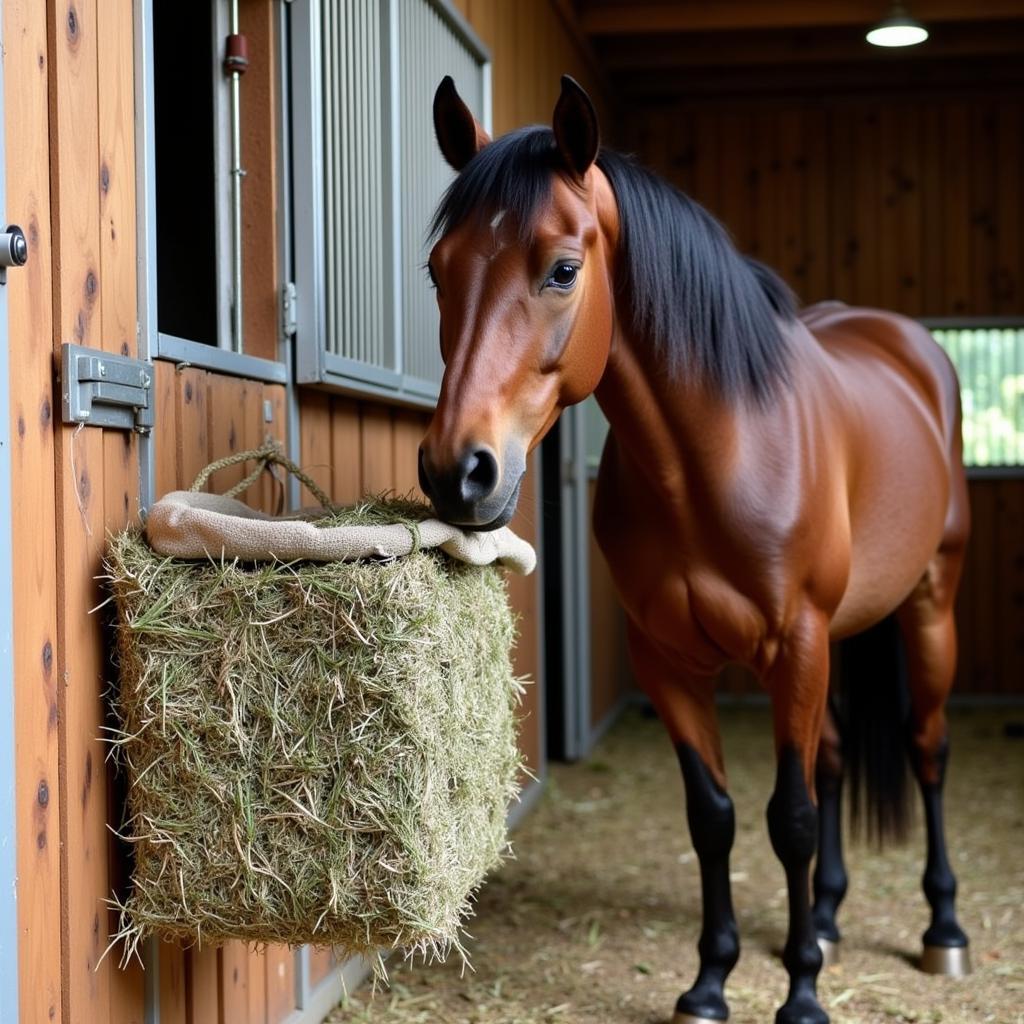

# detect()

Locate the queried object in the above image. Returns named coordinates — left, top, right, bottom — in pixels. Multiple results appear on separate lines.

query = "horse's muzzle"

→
left=418, top=444, right=521, bottom=530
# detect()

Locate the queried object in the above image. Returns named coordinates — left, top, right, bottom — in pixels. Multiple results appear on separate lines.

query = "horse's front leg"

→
left=766, top=610, right=831, bottom=1024
left=627, top=623, right=739, bottom=1024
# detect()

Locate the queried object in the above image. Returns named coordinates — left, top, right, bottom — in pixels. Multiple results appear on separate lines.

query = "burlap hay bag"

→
left=104, top=443, right=535, bottom=969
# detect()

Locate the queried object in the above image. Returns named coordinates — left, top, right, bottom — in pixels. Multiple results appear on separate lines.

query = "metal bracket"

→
left=281, top=281, right=297, bottom=338
left=60, top=343, right=154, bottom=433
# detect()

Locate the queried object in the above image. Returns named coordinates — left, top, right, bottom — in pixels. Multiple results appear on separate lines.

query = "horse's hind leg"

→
left=897, top=550, right=971, bottom=975
left=627, top=624, right=739, bottom=1024
left=812, top=706, right=847, bottom=967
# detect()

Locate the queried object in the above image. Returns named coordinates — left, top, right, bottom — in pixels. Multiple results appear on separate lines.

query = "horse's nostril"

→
left=417, top=448, right=434, bottom=500
left=461, top=448, right=498, bottom=502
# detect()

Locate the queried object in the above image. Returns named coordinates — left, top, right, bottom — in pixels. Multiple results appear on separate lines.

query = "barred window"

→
left=291, top=0, right=490, bottom=406
left=932, top=325, right=1024, bottom=468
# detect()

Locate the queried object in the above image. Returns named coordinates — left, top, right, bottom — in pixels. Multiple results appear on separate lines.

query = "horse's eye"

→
left=547, top=263, right=578, bottom=290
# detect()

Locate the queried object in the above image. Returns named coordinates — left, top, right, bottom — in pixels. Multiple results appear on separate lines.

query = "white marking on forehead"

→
left=489, top=209, right=507, bottom=230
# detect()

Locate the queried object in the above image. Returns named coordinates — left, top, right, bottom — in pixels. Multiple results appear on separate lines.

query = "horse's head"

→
left=418, top=75, right=617, bottom=529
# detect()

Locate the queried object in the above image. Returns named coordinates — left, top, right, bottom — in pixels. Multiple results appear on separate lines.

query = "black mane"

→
left=431, top=126, right=796, bottom=401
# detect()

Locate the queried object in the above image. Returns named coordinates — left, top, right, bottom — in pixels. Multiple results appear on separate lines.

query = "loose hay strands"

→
left=104, top=494, right=524, bottom=971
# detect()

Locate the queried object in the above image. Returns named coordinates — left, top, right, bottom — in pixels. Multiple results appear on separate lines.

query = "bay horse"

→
left=418, top=75, right=970, bottom=1024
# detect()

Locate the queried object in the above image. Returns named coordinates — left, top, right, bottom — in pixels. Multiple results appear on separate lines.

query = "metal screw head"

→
left=98, top=362, right=106, bottom=376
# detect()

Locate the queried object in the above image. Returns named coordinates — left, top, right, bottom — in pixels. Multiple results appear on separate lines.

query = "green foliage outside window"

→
left=933, top=327, right=1024, bottom=467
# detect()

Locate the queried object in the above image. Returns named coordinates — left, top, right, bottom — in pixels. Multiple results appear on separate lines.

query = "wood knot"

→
left=38, top=780, right=49, bottom=807
left=41, top=640, right=53, bottom=677
left=100, top=163, right=110, bottom=195
left=84, top=270, right=98, bottom=303
left=17, top=414, right=25, bottom=439
left=184, top=380, right=193, bottom=402
left=66, top=5, right=79, bottom=44
left=40, top=396, right=52, bottom=428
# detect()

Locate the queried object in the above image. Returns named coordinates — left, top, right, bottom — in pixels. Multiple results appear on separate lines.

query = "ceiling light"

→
left=866, top=3, right=929, bottom=47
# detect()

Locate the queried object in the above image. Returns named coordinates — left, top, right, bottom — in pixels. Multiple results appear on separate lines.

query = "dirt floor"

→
left=328, top=706, right=1024, bottom=1024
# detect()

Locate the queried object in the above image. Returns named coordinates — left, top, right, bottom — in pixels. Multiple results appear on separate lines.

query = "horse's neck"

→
left=593, top=330, right=741, bottom=499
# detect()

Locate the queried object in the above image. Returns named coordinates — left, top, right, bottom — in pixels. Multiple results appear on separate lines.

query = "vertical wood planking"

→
left=46, top=0, right=131, bottom=1019
left=942, top=102, right=971, bottom=316
left=964, top=481, right=997, bottom=692
left=920, top=103, right=945, bottom=317
left=6, top=1, right=62, bottom=1020
left=776, top=108, right=804, bottom=292
left=187, top=947, right=220, bottom=1024
left=95, top=4, right=146, bottom=1010
left=895, top=104, right=924, bottom=316
left=308, top=948, right=336, bottom=988
left=158, top=941, right=187, bottom=1024
left=220, top=943, right=252, bottom=1024
left=175, top=368, right=210, bottom=489
left=829, top=103, right=857, bottom=303
left=802, top=106, right=829, bottom=303
left=852, top=106, right=880, bottom=306
left=994, top=480, right=1024, bottom=696
left=329, top=398, right=362, bottom=502
left=259, top=383, right=288, bottom=513
left=265, top=947, right=295, bottom=1023
left=968, top=102, right=997, bottom=315
left=206, top=376, right=250, bottom=495
left=360, top=405, right=395, bottom=493
left=300, top=391, right=333, bottom=506
left=392, top=410, right=426, bottom=497
left=750, top=110, right=778, bottom=266
left=153, top=361, right=178, bottom=498
left=877, top=105, right=902, bottom=313
left=993, top=102, right=1021, bottom=314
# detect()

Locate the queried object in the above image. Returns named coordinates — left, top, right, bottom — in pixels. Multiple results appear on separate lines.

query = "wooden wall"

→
left=452, top=0, right=611, bottom=134
left=630, top=94, right=1023, bottom=316
left=4, top=1, right=568, bottom=1021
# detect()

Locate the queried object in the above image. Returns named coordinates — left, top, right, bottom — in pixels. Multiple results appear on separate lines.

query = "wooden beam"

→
left=579, top=0, right=1024, bottom=35
left=597, top=20, right=1024, bottom=70
left=609, top=55, right=1024, bottom=102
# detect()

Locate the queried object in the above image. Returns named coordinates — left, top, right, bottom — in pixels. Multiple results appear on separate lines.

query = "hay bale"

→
left=105, top=497, right=524, bottom=967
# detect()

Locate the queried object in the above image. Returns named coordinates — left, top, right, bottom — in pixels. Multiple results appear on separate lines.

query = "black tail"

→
left=837, top=614, right=912, bottom=845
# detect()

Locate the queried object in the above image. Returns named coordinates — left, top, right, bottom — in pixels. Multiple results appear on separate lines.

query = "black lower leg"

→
left=812, top=767, right=847, bottom=944
left=767, top=748, right=827, bottom=1024
left=675, top=744, right=740, bottom=1022
left=912, top=740, right=968, bottom=949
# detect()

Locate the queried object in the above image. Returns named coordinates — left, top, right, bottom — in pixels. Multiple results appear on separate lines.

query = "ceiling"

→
left=564, top=0, right=1024, bottom=102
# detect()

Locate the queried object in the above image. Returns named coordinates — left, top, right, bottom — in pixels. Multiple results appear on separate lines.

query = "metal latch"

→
left=0, top=224, right=28, bottom=284
left=60, top=343, right=154, bottom=433
left=281, top=281, right=297, bottom=338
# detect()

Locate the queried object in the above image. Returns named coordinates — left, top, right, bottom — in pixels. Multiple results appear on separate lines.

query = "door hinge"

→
left=281, top=281, right=297, bottom=339
left=60, top=343, right=154, bottom=433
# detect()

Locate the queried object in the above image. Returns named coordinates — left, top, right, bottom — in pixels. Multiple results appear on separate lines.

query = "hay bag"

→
left=105, top=444, right=533, bottom=966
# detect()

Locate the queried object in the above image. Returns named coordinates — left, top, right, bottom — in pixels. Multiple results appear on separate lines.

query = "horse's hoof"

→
left=774, top=995, right=829, bottom=1024
left=817, top=936, right=840, bottom=968
left=674, top=1015, right=726, bottom=1024
left=920, top=944, right=971, bottom=976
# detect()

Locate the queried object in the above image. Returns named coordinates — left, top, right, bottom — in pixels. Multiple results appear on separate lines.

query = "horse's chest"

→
left=592, top=479, right=754, bottom=672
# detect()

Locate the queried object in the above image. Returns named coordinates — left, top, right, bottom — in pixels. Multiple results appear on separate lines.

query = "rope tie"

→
left=189, top=440, right=336, bottom=511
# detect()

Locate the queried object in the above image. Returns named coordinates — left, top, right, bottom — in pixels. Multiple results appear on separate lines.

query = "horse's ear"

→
left=433, top=75, right=490, bottom=171
left=552, top=75, right=600, bottom=179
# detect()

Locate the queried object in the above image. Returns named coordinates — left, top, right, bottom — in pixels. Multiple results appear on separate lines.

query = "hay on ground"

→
left=104, top=496, right=524, bottom=969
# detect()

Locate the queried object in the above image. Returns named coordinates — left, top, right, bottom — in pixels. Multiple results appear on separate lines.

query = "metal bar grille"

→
left=321, top=0, right=388, bottom=368
left=934, top=326, right=1024, bottom=466
left=398, top=1, right=484, bottom=386
left=315, top=0, right=486, bottom=389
